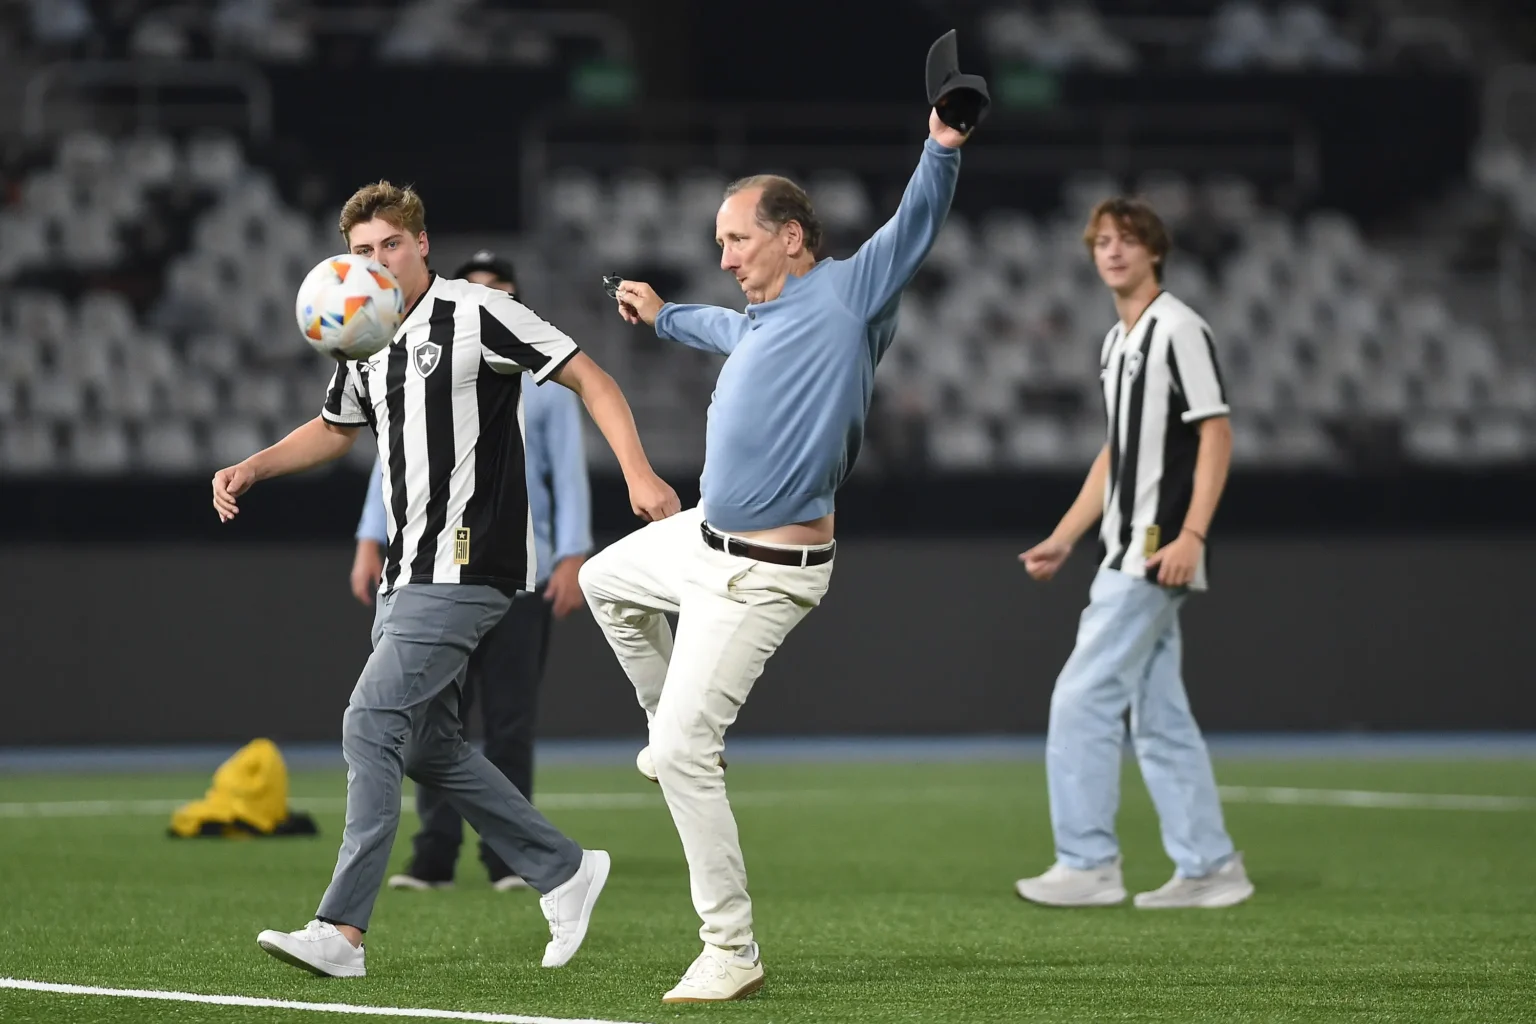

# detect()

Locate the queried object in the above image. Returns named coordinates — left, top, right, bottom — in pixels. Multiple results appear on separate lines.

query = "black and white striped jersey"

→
left=1097, top=291, right=1229, bottom=591
left=320, top=273, right=579, bottom=593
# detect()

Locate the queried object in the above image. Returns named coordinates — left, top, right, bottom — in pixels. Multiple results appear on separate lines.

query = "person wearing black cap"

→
left=349, top=249, right=595, bottom=892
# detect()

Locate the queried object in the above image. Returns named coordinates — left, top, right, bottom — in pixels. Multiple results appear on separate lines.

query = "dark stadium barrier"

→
left=2, top=534, right=1532, bottom=745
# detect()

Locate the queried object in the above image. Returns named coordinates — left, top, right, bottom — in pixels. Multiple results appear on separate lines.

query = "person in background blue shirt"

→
left=349, top=251, right=593, bottom=892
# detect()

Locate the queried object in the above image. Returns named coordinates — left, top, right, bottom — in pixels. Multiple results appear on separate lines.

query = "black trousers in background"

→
left=405, top=586, right=553, bottom=882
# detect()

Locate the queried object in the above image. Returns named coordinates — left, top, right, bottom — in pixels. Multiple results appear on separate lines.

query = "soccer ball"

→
left=295, top=254, right=405, bottom=360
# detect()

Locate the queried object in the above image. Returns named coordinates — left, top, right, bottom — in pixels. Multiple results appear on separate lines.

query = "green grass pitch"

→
left=1, top=758, right=1533, bottom=1023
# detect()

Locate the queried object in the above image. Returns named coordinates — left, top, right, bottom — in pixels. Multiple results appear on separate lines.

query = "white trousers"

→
left=578, top=507, right=832, bottom=949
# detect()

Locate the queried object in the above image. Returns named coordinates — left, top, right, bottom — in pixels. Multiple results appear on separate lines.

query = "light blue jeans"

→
left=1045, top=568, right=1235, bottom=878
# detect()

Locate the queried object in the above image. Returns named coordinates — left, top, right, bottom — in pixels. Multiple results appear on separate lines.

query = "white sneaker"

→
left=635, top=745, right=725, bottom=784
left=662, top=943, right=765, bottom=1003
left=539, top=849, right=611, bottom=967
left=256, top=920, right=366, bottom=977
left=387, top=873, right=453, bottom=891
left=1134, top=852, right=1255, bottom=909
left=1014, top=857, right=1127, bottom=907
left=492, top=874, right=531, bottom=892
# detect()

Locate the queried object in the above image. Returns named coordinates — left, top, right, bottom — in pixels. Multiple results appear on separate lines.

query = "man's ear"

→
left=782, top=219, right=806, bottom=256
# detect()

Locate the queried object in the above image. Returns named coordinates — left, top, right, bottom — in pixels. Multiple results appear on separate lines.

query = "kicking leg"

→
left=579, top=509, right=700, bottom=721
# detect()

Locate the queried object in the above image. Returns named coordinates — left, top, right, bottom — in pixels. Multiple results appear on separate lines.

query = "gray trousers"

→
left=315, top=583, right=582, bottom=931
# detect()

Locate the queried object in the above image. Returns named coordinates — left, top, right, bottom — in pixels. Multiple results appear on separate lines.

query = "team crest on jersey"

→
left=1125, top=349, right=1144, bottom=381
left=413, top=341, right=442, bottom=377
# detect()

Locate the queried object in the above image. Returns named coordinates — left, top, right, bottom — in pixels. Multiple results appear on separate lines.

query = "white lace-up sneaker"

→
left=662, top=942, right=765, bottom=1003
left=256, top=920, right=366, bottom=977
left=539, top=849, right=611, bottom=967
left=1014, top=857, right=1127, bottom=907
left=635, top=745, right=725, bottom=784
left=1134, top=852, right=1255, bottom=909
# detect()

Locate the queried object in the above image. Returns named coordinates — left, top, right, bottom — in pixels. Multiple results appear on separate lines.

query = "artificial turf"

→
left=1, top=758, right=1533, bottom=1023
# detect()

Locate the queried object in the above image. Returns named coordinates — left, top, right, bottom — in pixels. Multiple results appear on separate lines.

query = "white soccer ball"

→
left=295, top=254, right=405, bottom=360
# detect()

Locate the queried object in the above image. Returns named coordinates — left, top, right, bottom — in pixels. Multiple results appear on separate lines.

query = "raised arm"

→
left=614, top=280, right=745, bottom=356
left=834, top=112, right=966, bottom=322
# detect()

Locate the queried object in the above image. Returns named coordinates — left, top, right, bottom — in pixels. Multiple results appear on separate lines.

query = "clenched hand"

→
left=929, top=108, right=972, bottom=150
left=1145, top=533, right=1203, bottom=588
left=629, top=472, right=681, bottom=522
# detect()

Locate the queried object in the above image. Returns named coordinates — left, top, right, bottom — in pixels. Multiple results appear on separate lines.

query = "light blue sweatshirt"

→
left=357, top=373, right=592, bottom=585
left=655, top=137, right=960, bottom=532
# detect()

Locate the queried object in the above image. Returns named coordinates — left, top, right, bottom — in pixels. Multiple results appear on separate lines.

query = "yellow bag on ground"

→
left=168, top=738, right=318, bottom=838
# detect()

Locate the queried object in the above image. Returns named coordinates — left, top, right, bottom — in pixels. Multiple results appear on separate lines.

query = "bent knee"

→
left=342, top=705, right=405, bottom=757
left=403, top=739, right=464, bottom=783
left=1048, top=683, right=1127, bottom=730
left=648, top=732, right=719, bottom=781
left=577, top=552, right=616, bottom=602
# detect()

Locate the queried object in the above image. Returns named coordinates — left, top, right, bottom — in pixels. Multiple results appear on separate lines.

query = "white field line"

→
left=1217, top=785, right=1536, bottom=812
left=2, top=786, right=1534, bottom=820
left=0, top=977, right=647, bottom=1024
left=0, top=788, right=968, bottom=818
left=0, top=793, right=653, bottom=819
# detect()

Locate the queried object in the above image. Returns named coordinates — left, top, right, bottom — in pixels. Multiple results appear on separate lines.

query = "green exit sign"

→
left=996, top=64, right=1059, bottom=109
left=571, top=59, right=637, bottom=107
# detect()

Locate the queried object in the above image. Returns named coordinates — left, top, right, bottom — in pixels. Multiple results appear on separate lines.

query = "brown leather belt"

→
left=701, top=523, right=835, bottom=567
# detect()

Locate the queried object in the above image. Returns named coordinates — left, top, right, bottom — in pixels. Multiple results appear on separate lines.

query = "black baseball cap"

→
left=453, top=249, right=517, bottom=287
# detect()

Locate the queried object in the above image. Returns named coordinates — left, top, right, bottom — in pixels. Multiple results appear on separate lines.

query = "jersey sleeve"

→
left=478, top=291, right=580, bottom=384
left=1168, top=319, right=1230, bottom=422
left=319, top=361, right=369, bottom=426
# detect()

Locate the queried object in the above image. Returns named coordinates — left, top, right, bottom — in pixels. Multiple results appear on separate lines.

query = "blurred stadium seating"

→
left=0, top=0, right=1528, bottom=478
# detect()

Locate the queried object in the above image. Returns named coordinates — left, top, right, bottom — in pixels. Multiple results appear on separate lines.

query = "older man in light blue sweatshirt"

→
left=580, top=108, right=971, bottom=1003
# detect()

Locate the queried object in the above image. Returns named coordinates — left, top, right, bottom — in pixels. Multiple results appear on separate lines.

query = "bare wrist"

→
left=619, top=461, right=655, bottom=485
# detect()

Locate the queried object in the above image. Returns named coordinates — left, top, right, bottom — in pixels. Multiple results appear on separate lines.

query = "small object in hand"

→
left=602, top=274, right=624, bottom=298
left=925, top=30, right=990, bottom=134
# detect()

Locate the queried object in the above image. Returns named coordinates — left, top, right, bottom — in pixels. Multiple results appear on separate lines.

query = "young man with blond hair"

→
left=1013, top=196, right=1253, bottom=910
left=211, top=181, right=679, bottom=977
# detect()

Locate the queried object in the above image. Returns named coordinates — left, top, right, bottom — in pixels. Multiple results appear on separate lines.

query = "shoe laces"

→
left=539, top=891, right=568, bottom=940
left=299, top=920, right=335, bottom=940
left=681, top=951, right=730, bottom=984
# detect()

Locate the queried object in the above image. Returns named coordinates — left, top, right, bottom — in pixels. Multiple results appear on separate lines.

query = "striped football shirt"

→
left=321, top=273, right=579, bottom=593
left=1097, top=290, right=1230, bottom=591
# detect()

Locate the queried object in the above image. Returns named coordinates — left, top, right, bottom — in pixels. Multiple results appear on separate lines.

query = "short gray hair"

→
left=723, top=174, right=824, bottom=257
